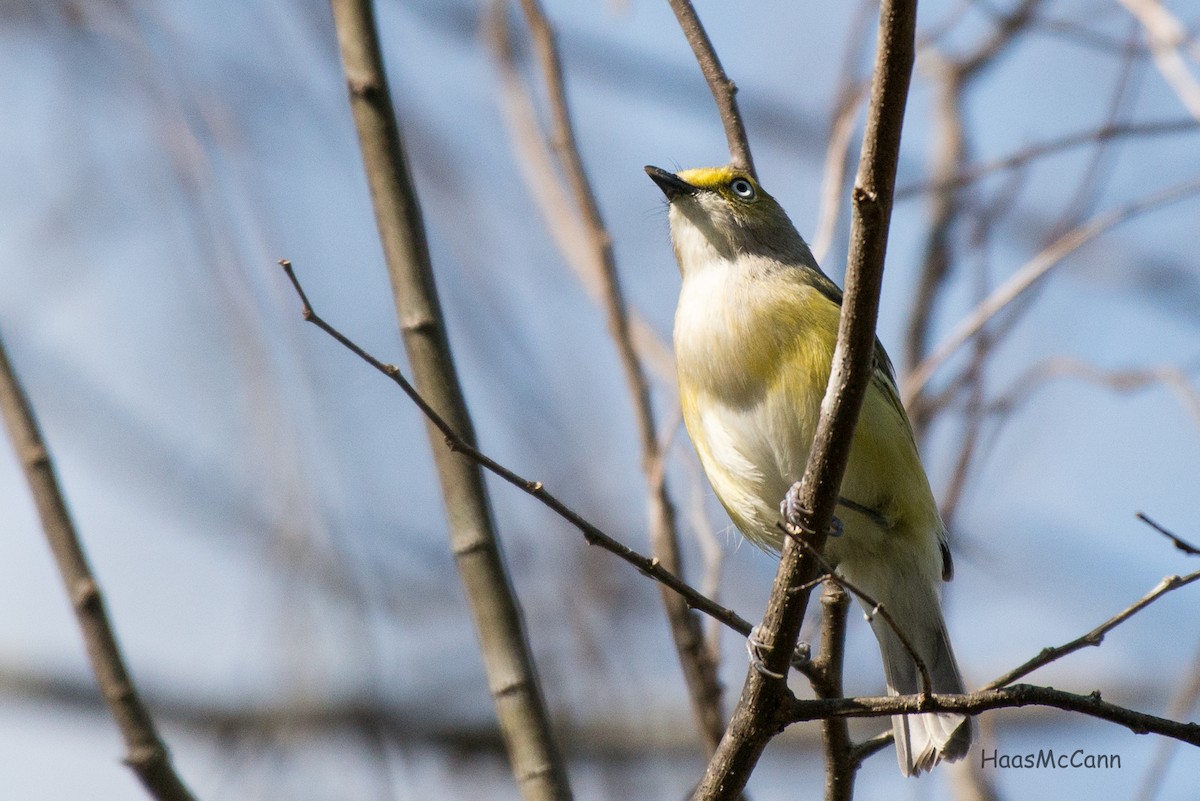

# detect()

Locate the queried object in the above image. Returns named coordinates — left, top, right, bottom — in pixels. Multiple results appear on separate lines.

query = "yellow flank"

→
left=673, top=251, right=940, bottom=572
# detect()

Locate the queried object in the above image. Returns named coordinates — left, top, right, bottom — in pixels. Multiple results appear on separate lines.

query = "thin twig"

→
left=689, top=2, right=918, bottom=798
left=790, top=535, right=933, bottom=697
left=326, top=3, right=572, bottom=798
left=1135, top=635, right=1200, bottom=801
left=811, top=583, right=856, bottom=801
left=486, top=8, right=677, bottom=392
left=1137, top=513, right=1200, bottom=557
left=788, top=684, right=1200, bottom=746
left=895, top=118, right=1198, bottom=199
left=984, top=356, right=1200, bottom=429
left=811, top=0, right=875, bottom=263
left=903, top=177, right=1200, bottom=404
left=983, top=568, right=1200, bottom=690
left=508, top=0, right=727, bottom=754
left=0, top=332, right=199, bottom=801
left=664, top=0, right=755, bottom=176
left=1120, top=0, right=1200, bottom=121
left=278, top=261, right=814, bottom=678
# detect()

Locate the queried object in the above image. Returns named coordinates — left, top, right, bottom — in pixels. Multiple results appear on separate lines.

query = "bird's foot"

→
left=779, top=482, right=843, bottom=537
left=746, top=625, right=788, bottom=680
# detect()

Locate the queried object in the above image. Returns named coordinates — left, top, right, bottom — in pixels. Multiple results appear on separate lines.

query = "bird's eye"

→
left=730, top=178, right=756, bottom=200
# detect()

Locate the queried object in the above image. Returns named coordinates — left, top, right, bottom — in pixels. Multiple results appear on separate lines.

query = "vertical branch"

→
left=691, top=2, right=918, bottom=798
left=812, top=583, right=855, bottom=801
left=0, top=332, right=199, bottom=801
left=903, top=55, right=964, bottom=393
left=507, top=0, right=727, bottom=754
left=326, top=3, right=572, bottom=800
left=665, top=0, right=755, bottom=177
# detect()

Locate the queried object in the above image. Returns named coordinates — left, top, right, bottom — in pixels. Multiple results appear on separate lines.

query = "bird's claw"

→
left=746, top=625, right=787, bottom=680
left=779, top=482, right=804, bottom=530
left=779, top=482, right=843, bottom=537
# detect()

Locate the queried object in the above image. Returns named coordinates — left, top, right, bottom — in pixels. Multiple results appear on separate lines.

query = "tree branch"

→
left=689, top=2, right=918, bottom=798
left=903, top=177, right=1200, bottom=405
left=787, top=685, right=1200, bottom=747
left=278, top=261, right=814, bottom=681
left=811, top=583, right=855, bottom=801
left=326, top=3, right=571, bottom=798
left=508, top=0, right=728, bottom=755
left=1137, top=512, right=1200, bottom=557
left=984, top=569, right=1200, bottom=691
left=664, top=0, right=755, bottom=176
left=0, top=331, right=199, bottom=801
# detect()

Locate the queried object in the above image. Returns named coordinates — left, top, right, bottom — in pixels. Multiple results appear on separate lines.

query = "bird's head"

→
left=645, top=165, right=810, bottom=272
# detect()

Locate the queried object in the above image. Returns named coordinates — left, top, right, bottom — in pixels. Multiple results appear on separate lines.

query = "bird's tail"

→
left=865, top=584, right=972, bottom=776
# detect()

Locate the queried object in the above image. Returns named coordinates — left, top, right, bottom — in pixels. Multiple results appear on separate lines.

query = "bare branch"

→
left=326, top=3, right=571, bottom=798
left=1120, top=0, right=1200, bottom=120
left=0, top=332, right=199, bottom=801
left=503, top=0, right=727, bottom=754
left=984, top=569, right=1200, bottom=690
left=486, top=11, right=677, bottom=393
left=788, top=684, right=1200, bottom=747
left=1135, top=636, right=1200, bottom=801
left=664, top=0, right=755, bottom=176
left=1137, top=513, right=1200, bottom=557
left=986, top=356, right=1200, bottom=430
left=802, top=544, right=933, bottom=698
left=278, top=261, right=813, bottom=678
left=690, top=2, right=918, bottom=797
left=904, top=177, right=1200, bottom=404
left=811, top=583, right=856, bottom=801
left=896, top=118, right=1198, bottom=199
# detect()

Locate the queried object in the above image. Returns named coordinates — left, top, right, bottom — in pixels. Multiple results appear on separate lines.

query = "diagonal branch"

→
left=1137, top=512, right=1200, bottom=557
left=278, top=261, right=814, bottom=680
left=326, top=3, right=571, bottom=799
left=984, top=569, right=1200, bottom=691
left=787, top=685, right=1200, bottom=746
left=689, top=2, right=918, bottom=798
left=664, top=0, right=755, bottom=176
left=507, top=0, right=727, bottom=755
left=903, top=177, right=1200, bottom=404
left=0, top=332, right=199, bottom=801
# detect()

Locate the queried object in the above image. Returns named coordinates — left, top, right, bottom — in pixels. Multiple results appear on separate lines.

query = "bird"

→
left=645, top=163, right=971, bottom=776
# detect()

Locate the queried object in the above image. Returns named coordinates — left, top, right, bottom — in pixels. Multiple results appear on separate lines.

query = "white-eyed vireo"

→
left=646, top=164, right=970, bottom=776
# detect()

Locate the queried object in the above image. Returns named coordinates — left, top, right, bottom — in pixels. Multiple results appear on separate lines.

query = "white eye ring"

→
left=730, top=178, right=755, bottom=199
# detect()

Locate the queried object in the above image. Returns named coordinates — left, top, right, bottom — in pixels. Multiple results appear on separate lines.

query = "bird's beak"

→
left=645, top=165, right=697, bottom=199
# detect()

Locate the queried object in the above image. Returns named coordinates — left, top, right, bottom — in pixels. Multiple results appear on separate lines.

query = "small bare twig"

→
left=1137, top=513, right=1200, bottom=557
left=486, top=8, right=677, bottom=392
left=812, top=583, right=856, bottom=801
left=0, top=332, right=199, bottom=801
left=784, top=527, right=933, bottom=697
left=279, top=261, right=815, bottom=679
left=896, top=118, right=1198, bottom=199
left=904, top=177, right=1200, bottom=404
left=506, top=0, right=728, bottom=754
left=1135, top=635, right=1200, bottom=801
left=984, top=568, right=1200, bottom=690
left=984, top=356, right=1200, bottom=429
left=788, top=684, right=1200, bottom=747
left=811, top=0, right=875, bottom=263
left=1120, top=0, right=1200, bottom=121
left=664, top=0, right=755, bottom=176
left=811, top=83, right=867, bottom=264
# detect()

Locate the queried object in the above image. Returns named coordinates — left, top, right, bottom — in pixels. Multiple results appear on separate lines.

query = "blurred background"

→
left=1, top=1, right=1198, bottom=799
